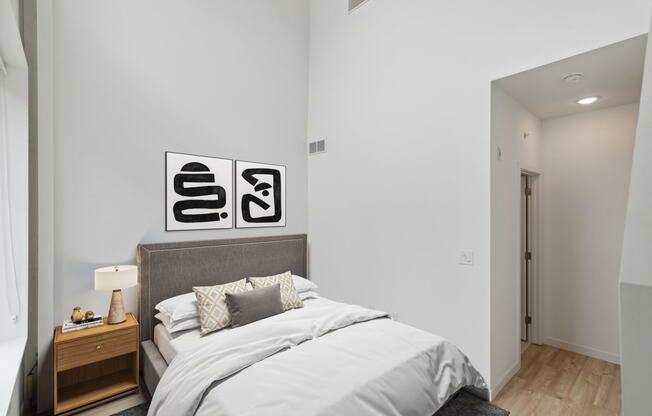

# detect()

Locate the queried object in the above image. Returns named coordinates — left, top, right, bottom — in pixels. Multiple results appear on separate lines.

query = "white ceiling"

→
left=495, top=35, right=647, bottom=120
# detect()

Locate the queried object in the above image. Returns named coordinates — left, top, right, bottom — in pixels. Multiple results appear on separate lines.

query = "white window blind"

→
left=0, top=54, right=20, bottom=321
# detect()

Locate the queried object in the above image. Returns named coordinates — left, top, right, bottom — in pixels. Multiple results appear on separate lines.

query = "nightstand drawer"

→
left=57, top=327, right=138, bottom=371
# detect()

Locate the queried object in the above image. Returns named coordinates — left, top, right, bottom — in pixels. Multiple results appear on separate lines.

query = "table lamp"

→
left=95, top=265, right=137, bottom=324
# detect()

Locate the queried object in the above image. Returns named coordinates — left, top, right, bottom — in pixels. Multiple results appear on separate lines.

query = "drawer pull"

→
left=96, top=345, right=102, bottom=350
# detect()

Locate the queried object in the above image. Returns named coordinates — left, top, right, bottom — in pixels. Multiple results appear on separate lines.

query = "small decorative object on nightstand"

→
left=70, top=306, right=84, bottom=323
left=95, top=265, right=137, bottom=324
left=53, top=313, right=139, bottom=414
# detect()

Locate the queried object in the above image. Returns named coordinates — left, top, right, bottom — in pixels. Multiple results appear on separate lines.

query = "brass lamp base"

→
left=107, top=289, right=126, bottom=324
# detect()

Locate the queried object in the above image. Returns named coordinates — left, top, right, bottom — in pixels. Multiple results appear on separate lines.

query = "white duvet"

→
left=148, top=297, right=486, bottom=416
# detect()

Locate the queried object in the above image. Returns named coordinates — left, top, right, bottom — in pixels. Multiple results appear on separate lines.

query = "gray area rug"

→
left=111, top=391, right=508, bottom=416
left=110, top=402, right=149, bottom=416
left=436, top=390, right=510, bottom=415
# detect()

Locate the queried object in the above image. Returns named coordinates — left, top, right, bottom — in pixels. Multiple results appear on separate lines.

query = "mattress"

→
left=153, top=323, right=203, bottom=364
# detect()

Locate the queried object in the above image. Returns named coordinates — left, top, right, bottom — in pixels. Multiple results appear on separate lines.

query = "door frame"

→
left=521, top=168, right=542, bottom=345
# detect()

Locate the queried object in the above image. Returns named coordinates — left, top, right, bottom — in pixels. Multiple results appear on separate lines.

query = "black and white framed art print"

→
left=235, top=161, right=286, bottom=228
left=166, top=152, right=233, bottom=231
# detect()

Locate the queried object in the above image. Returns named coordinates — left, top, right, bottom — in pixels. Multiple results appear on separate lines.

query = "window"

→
left=0, top=55, right=19, bottom=321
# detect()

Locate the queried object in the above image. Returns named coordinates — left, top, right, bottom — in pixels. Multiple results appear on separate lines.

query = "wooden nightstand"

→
left=53, top=313, right=139, bottom=415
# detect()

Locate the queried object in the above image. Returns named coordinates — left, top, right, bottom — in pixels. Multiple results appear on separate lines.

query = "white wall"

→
left=307, top=0, right=651, bottom=387
left=37, top=0, right=309, bottom=411
left=619, top=16, right=652, bottom=415
left=620, top=25, right=652, bottom=290
left=541, top=103, right=638, bottom=363
left=50, top=0, right=309, bottom=324
left=490, top=85, right=542, bottom=393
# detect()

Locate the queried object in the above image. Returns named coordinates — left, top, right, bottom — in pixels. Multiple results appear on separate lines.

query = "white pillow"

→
left=155, top=292, right=199, bottom=322
left=155, top=312, right=200, bottom=333
left=292, top=274, right=318, bottom=293
left=154, top=276, right=315, bottom=322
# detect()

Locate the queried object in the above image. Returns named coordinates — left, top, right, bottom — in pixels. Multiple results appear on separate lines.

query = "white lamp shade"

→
left=95, top=265, right=138, bottom=291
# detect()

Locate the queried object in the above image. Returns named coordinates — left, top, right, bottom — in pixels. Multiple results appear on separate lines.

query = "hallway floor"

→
left=493, top=344, right=622, bottom=415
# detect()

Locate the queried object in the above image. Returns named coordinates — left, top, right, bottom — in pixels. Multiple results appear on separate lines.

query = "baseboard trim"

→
left=544, top=337, right=620, bottom=364
left=489, top=360, right=520, bottom=400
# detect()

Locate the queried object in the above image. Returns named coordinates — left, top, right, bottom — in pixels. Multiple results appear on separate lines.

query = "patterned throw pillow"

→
left=248, top=271, right=303, bottom=311
left=193, top=278, right=247, bottom=336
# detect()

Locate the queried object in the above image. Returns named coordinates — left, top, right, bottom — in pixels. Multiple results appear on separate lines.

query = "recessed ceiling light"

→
left=562, top=73, right=584, bottom=83
left=577, top=96, right=601, bottom=105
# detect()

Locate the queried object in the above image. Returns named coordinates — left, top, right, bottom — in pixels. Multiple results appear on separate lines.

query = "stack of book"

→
left=61, top=316, right=104, bottom=333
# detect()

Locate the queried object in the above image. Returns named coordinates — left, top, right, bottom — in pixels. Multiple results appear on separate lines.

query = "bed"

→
left=137, top=235, right=486, bottom=416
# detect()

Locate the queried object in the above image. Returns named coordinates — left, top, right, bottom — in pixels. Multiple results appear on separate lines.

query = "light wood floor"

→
left=493, top=344, right=622, bottom=416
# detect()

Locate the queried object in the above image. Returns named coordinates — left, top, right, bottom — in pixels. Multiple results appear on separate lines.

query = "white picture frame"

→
left=235, top=160, right=286, bottom=228
left=166, top=152, right=233, bottom=231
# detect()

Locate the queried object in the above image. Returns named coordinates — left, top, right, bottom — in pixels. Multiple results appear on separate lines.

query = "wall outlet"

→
left=459, top=250, right=474, bottom=266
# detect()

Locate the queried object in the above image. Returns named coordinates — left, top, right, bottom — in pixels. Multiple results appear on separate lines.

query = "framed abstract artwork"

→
left=166, top=152, right=233, bottom=231
left=235, top=160, right=286, bottom=228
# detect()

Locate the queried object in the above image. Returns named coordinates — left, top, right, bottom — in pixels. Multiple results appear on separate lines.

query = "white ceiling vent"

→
left=349, top=0, right=370, bottom=12
left=562, top=72, right=584, bottom=83
left=309, top=139, right=326, bottom=155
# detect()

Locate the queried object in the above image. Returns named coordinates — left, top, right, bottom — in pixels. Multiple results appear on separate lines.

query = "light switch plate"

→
left=459, top=250, right=474, bottom=266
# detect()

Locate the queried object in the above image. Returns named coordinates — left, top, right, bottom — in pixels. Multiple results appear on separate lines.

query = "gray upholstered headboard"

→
left=137, top=234, right=307, bottom=342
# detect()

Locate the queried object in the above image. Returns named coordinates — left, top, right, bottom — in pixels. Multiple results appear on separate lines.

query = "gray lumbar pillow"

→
left=225, top=284, right=284, bottom=328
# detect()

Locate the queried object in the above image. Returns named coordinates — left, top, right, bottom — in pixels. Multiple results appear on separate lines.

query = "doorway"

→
left=490, top=34, right=644, bottom=398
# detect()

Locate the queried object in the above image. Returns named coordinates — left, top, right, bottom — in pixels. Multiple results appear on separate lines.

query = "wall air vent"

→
left=349, top=0, right=370, bottom=12
left=309, top=139, right=326, bottom=155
